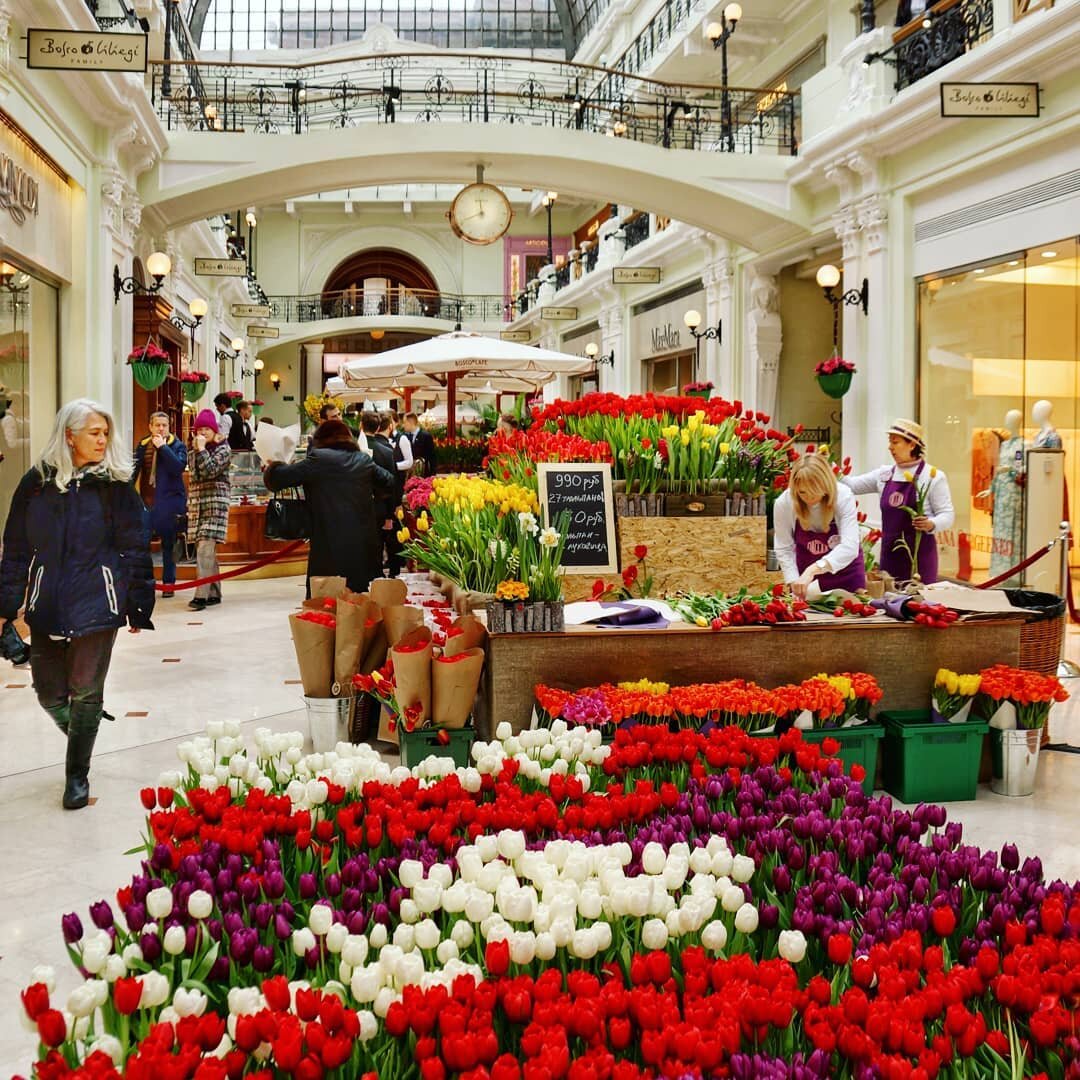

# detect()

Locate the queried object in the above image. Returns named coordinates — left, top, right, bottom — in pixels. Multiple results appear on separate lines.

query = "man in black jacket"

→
left=227, top=401, right=255, bottom=452
left=403, top=412, right=437, bottom=478
left=362, top=411, right=398, bottom=577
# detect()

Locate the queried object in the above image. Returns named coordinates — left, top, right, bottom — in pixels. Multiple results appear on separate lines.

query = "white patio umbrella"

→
left=337, top=330, right=594, bottom=432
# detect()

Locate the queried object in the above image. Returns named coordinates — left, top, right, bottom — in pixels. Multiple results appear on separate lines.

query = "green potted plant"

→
left=127, top=341, right=171, bottom=391
left=815, top=355, right=855, bottom=399
left=179, top=370, right=210, bottom=404
left=682, top=380, right=714, bottom=400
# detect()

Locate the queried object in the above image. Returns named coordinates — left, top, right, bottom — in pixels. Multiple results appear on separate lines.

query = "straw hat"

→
left=887, top=418, right=925, bottom=449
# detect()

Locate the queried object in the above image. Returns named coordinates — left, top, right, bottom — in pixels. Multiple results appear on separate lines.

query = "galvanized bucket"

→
left=305, top=696, right=351, bottom=753
left=990, top=727, right=1042, bottom=797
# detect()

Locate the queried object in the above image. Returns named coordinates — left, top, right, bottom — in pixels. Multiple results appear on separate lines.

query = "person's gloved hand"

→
left=0, top=620, right=30, bottom=665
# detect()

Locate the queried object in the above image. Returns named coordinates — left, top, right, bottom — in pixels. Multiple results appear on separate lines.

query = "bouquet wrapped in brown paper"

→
left=383, top=604, right=425, bottom=648
left=370, top=578, right=408, bottom=608
left=334, top=595, right=381, bottom=695
left=310, top=576, right=348, bottom=599
left=443, top=614, right=488, bottom=657
left=433, top=647, right=485, bottom=729
left=390, top=627, right=433, bottom=729
left=288, top=611, right=336, bottom=697
left=358, top=609, right=388, bottom=677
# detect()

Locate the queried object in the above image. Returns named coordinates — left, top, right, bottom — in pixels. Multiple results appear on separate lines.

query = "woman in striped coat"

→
left=188, top=409, right=232, bottom=612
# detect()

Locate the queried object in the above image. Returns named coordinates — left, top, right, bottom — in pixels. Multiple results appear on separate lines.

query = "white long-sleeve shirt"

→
left=395, top=433, right=414, bottom=472
left=844, top=463, right=955, bottom=534
left=774, top=484, right=862, bottom=585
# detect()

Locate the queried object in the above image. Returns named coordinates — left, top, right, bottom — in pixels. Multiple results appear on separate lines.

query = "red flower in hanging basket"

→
left=179, top=370, right=210, bottom=383
left=126, top=342, right=169, bottom=364
left=682, top=381, right=714, bottom=393
left=252, top=398, right=265, bottom=407
left=225, top=389, right=244, bottom=400
left=814, top=356, right=857, bottom=376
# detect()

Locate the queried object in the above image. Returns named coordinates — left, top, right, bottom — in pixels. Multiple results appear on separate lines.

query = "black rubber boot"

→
left=63, top=705, right=100, bottom=810
left=45, top=704, right=71, bottom=735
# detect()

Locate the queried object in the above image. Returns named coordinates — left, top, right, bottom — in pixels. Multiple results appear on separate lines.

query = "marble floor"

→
left=1, top=579, right=1078, bottom=1076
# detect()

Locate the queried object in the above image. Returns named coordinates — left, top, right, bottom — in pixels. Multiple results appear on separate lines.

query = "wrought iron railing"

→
left=613, top=0, right=695, bottom=79
left=620, top=213, right=651, bottom=250
left=554, top=263, right=572, bottom=290
left=870, top=0, right=994, bottom=92
left=265, top=289, right=511, bottom=324
left=583, top=244, right=600, bottom=275
left=84, top=0, right=143, bottom=31
left=149, top=53, right=799, bottom=155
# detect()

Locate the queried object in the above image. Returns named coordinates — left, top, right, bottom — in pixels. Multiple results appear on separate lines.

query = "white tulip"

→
left=702, top=921, right=728, bottom=954
left=534, top=932, right=556, bottom=961
left=350, top=966, right=382, bottom=1003
left=308, top=904, right=334, bottom=936
left=140, top=970, right=171, bottom=1009
left=734, top=903, right=760, bottom=934
left=163, top=925, right=187, bottom=956
left=81, top=940, right=110, bottom=975
left=641, top=843, right=666, bottom=876
left=731, top=854, right=756, bottom=883
left=399, top=860, right=424, bottom=889
left=30, top=965, right=57, bottom=995
left=173, top=987, right=208, bottom=1018
left=414, top=919, right=440, bottom=951
left=497, top=830, right=526, bottom=861
left=393, top=924, right=415, bottom=952
left=509, top=931, right=536, bottom=965
left=292, top=927, right=316, bottom=957
left=578, top=888, right=603, bottom=921
left=399, top=899, right=420, bottom=925
left=476, top=836, right=499, bottom=863
left=373, top=987, right=396, bottom=1018
left=666, top=909, right=683, bottom=936
left=690, top=847, right=713, bottom=875
left=478, top=862, right=507, bottom=894
left=412, top=881, right=443, bottom=914
left=214, top=765, right=229, bottom=786
left=778, top=930, right=807, bottom=964
left=571, top=928, right=599, bottom=959
left=642, top=919, right=668, bottom=950
left=305, top=779, right=328, bottom=805
left=429, top=863, right=453, bottom=890
left=457, top=849, right=483, bottom=883
left=712, top=849, right=734, bottom=877
left=550, top=918, right=574, bottom=948
left=722, top=885, right=746, bottom=913
left=91, top=1034, right=123, bottom=1065
left=436, top=940, right=460, bottom=965
left=358, top=1011, right=379, bottom=1042
left=369, top=923, right=388, bottom=949
left=627, top=882, right=651, bottom=918
left=146, top=886, right=175, bottom=921
left=104, top=955, right=127, bottom=983
left=338, top=961, right=353, bottom=983
left=342, top=936, right=369, bottom=968
left=326, top=924, right=349, bottom=955
left=464, top=890, right=494, bottom=923
left=206, top=720, right=225, bottom=739
left=451, top=920, right=475, bottom=949
left=67, top=984, right=98, bottom=1019
left=442, top=882, right=468, bottom=914
left=187, top=890, right=213, bottom=920
left=495, top=722, right=512, bottom=741
left=397, top=952, right=425, bottom=987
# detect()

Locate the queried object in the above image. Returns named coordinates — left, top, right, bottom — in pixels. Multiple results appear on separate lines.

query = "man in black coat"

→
left=403, top=412, right=438, bottom=477
left=227, top=401, right=255, bottom=452
left=263, top=420, right=394, bottom=594
left=361, top=411, right=399, bottom=577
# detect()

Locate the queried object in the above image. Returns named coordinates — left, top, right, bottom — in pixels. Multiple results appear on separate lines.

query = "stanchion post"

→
left=1057, top=521, right=1079, bottom=678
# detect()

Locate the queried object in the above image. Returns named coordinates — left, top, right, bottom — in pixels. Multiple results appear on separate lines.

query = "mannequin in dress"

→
left=1032, top=399, right=1062, bottom=449
left=988, top=409, right=1025, bottom=582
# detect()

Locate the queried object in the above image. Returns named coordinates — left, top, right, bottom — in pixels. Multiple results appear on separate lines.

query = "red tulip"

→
left=113, top=976, right=143, bottom=1015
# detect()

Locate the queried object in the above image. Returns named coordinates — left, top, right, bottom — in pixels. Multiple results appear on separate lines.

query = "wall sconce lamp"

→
left=585, top=342, right=615, bottom=367
left=231, top=337, right=245, bottom=352
left=253, top=357, right=265, bottom=371
left=817, top=264, right=869, bottom=348
left=0, top=261, right=27, bottom=291
left=113, top=250, right=171, bottom=304
left=270, top=373, right=282, bottom=391
left=684, top=309, right=721, bottom=380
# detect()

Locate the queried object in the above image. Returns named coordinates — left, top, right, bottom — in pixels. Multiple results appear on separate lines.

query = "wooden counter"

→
left=481, top=618, right=1024, bottom=736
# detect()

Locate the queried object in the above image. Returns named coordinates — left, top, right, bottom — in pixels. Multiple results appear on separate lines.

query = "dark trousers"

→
left=30, top=629, right=118, bottom=735
left=159, top=529, right=177, bottom=586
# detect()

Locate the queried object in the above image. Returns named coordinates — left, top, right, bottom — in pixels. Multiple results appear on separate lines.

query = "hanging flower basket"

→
left=251, top=398, right=265, bottom=417
left=816, top=371, right=853, bottom=399
left=683, top=381, right=714, bottom=400
left=180, top=370, right=211, bottom=404
left=814, top=356, right=856, bottom=400
left=127, top=342, right=171, bottom=392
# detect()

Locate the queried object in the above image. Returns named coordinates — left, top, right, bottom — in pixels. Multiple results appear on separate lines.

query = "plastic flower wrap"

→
left=976, top=664, right=1068, bottom=729
left=932, top=668, right=982, bottom=723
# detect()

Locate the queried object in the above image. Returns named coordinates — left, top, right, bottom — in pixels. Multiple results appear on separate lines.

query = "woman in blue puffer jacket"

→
left=0, top=399, right=155, bottom=810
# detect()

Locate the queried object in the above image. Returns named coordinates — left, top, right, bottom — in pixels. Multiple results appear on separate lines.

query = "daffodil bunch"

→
left=933, top=668, right=981, bottom=723
left=495, top=580, right=530, bottom=601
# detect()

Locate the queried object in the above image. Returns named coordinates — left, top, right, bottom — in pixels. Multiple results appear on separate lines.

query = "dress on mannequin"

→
left=988, top=412, right=1025, bottom=583
left=1032, top=400, right=1063, bottom=450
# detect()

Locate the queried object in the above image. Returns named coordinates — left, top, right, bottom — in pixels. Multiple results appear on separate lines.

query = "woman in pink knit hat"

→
left=187, top=409, right=231, bottom=611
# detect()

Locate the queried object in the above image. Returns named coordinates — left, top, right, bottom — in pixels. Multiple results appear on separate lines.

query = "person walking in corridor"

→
left=0, top=399, right=155, bottom=809
left=132, top=411, right=187, bottom=598
left=188, top=409, right=232, bottom=612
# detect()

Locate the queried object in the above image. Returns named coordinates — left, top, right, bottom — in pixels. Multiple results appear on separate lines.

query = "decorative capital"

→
left=831, top=206, right=862, bottom=261
left=856, top=194, right=888, bottom=253
left=702, top=257, right=734, bottom=299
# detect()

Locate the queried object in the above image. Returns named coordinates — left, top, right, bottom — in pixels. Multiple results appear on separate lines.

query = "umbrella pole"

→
left=447, top=372, right=460, bottom=440
left=404, top=387, right=413, bottom=412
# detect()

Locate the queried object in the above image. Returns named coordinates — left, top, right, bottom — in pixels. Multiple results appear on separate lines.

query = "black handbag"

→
left=265, top=489, right=312, bottom=541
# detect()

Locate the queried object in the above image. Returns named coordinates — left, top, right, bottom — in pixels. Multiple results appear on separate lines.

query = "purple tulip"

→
left=62, top=912, right=84, bottom=943
left=139, top=931, right=162, bottom=963
left=274, top=914, right=292, bottom=940
left=298, top=873, right=317, bottom=900
left=89, top=900, right=114, bottom=930
left=252, top=945, right=274, bottom=972
left=125, top=902, right=147, bottom=933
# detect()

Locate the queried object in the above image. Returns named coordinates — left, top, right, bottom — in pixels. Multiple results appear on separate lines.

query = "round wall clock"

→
left=447, top=182, right=514, bottom=246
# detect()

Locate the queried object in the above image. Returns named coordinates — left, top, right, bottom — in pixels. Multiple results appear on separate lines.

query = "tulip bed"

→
left=16, top=722, right=1080, bottom=1080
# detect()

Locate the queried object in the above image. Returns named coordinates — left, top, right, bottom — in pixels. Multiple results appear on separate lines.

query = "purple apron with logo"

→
left=794, top=519, right=866, bottom=593
left=880, top=460, right=939, bottom=583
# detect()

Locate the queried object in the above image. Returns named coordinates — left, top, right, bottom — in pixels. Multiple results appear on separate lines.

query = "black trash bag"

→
left=1003, top=588, right=1066, bottom=622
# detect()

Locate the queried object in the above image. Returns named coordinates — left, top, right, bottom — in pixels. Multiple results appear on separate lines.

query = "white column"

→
left=702, top=251, right=734, bottom=397
left=745, top=273, right=782, bottom=420
left=304, top=343, right=325, bottom=398
left=857, top=193, right=892, bottom=474
left=599, top=304, right=628, bottom=395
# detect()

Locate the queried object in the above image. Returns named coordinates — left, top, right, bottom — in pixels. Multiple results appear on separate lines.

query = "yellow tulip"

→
left=680, top=432, right=691, bottom=447
left=695, top=616, right=708, bottom=627
left=416, top=514, right=430, bottom=533
left=396, top=527, right=410, bottom=544
left=903, top=471, right=914, bottom=483
left=718, top=443, right=730, bottom=455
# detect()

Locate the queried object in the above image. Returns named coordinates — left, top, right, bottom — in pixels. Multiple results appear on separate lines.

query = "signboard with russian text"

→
left=195, top=258, right=248, bottom=277
left=939, top=82, right=1040, bottom=118
left=232, top=303, right=271, bottom=318
left=246, top=324, right=280, bottom=339
left=537, top=463, right=617, bottom=574
left=613, top=266, right=662, bottom=285
left=541, top=306, right=578, bottom=321
left=27, top=29, right=147, bottom=72
left=500, top=330, right=532, bottom=342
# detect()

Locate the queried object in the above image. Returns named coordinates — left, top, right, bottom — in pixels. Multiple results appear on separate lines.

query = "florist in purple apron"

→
left=845, top=418, right=955, bottom=584
left=774, top=451, right=866, bottom=598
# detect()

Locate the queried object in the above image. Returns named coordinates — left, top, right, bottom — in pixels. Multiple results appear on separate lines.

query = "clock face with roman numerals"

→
left=447, top=183, right=514, bottom=246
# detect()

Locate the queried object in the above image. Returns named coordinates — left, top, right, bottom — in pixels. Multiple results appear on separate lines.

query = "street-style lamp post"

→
left=542, top=191, right=558, bottom=266
left=683, top=309, right=721, bottom=381
left=706, top=4, right=742, bottom=153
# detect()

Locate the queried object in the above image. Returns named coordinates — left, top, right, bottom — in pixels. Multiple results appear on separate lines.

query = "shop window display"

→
left=0, top=264, right=58, bottom=535
left=918, top=238, right=1079, bottom=583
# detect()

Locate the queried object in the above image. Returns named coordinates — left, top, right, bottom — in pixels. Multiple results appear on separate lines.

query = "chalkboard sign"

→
left=537, top=463, right=618, bottom=574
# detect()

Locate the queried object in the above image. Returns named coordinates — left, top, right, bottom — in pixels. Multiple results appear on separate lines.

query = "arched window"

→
left=320, top=249, right=441, bottom=319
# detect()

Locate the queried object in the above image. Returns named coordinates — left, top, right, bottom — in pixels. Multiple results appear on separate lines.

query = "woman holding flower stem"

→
left=844, top=418, right=954, bottom=584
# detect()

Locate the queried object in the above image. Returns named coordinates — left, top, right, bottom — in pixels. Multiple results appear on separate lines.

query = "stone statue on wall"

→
left=747, top=273, right=782, bottom=421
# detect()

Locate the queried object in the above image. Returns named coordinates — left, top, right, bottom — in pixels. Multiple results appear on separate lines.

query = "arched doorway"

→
left=321, top=248, right=441, bottom=320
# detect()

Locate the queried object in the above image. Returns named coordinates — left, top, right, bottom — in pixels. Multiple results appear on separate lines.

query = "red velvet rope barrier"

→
left=975, top=541, right=1058, bottom=590
left=154, top=540, right=305, bottom=592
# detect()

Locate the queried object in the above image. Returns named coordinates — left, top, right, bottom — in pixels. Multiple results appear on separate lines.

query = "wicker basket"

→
left=1018, top=613, right=1065, bottom=676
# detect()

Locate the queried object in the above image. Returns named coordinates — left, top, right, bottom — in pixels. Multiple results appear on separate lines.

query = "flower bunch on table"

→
left=671, top=584, right=809, bottom=628
left=17, top=713, right=1080, bottom=1080
left=977, top=664, right=1068, bottom=729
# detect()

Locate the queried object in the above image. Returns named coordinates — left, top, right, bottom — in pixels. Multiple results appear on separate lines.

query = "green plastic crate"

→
left=400, top=727, right=474, bottom=769
left=801, top=724, right=883, bottom=796
left=881, top=710, right=988, bottom=803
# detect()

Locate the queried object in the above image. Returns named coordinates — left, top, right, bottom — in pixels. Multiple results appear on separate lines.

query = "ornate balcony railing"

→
left=621, top=212, right=651, bottom=250
left=150, top=52, right=799, bottom=155
left=266, top=289, right=512, bottom=324
left=869, top=0, right=994, bottom=92
left=84, top=0, right=144, bottom=31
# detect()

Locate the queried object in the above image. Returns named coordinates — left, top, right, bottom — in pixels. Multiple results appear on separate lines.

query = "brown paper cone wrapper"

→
left=428, top=571, right=444, bottom=588
left=443, top=614, right=488, bottom=657
left=383, top=605, right=425, bottom=648
left=433, top=647, right=485, bottom=729
left=377, top=704, right=399, bottom=746
left=310, top=576, right=348, bottom=599
left=391, top=627, right=433, bottom=726
left=359, top=616, right=388, bottom=677
left=370, top=578, right=408, bottom=608
left=303, top=597, right=337, bottom=614
left=288, top=613, right=335, bottom=698
left=334, top=597, right=379, bottom=694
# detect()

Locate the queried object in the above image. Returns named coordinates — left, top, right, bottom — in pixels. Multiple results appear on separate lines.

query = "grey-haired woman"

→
left=0, top=399, right=155, bottom=809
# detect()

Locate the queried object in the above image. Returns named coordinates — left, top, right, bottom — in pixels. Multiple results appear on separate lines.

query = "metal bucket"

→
left=305, top=696, right=351, bottom=753
left=990, top=727, right=1042, bottom=797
